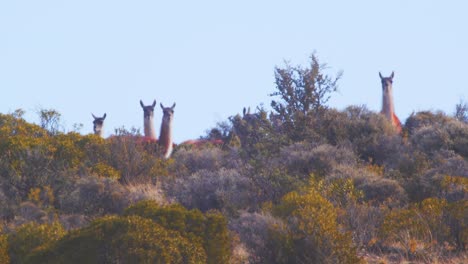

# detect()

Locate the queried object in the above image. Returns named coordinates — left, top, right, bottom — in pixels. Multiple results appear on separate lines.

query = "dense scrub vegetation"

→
left=1, top=55, right=467, bottom=263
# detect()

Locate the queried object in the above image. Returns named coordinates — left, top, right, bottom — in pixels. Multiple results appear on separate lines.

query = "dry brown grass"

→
left=360, top=250, right=467, bottom=264
left=125, top=182, right=169, bottom=205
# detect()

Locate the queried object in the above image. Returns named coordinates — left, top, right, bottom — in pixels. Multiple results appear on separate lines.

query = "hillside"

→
left=0, top=58, right=467, bottom=263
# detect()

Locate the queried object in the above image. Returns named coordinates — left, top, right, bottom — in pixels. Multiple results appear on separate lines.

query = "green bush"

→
left=124, top=200, right=231, bottom=264
left=106, top=131, right=167, bottom=184
left=7, top=222, right=65, bottom=264
left=230, top=108, right=285, bottom=159
left=379, top=198, right=467, bottom=259
left=0, top=232, right=9, bottom=264
left=270, top=53, right=341, bottom=143
left=27, top=215, right=206, bottom=264
left=272, top=183, right=362, bottom=264
left=447, top=199, right=467, bottom=251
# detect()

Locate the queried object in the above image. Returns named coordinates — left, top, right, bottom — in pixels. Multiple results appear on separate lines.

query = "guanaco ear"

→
left=160, top=103, right=165, bottom=109
left=390, top=71, right=395, bottom=79
left=379, top=72, right=383, bottom=79
left=171, top=103, right=176, bottom=109
left=140, top=100, right=145, bottom=108
left=103, top=113, right=107, bottom=119
left=243, top=107, right=247, bottom=116
left=92, top=113, right=97, bottom=119
left=152, top=100, right=156, bottom=107
left=248, top=107, right=251, bottom=114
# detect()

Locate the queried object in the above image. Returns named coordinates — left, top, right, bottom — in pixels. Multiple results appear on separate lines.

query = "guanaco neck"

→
left=381, top=84, right=395, bottom=122
left=94, top=125, right=104, bottom=137
left=159, top=114, right=173, bottom=159
left=144, top=114, right=157, bottom=140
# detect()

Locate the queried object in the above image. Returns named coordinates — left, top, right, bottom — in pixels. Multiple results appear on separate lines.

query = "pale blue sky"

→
left=1, top=1, right=466, bottom=142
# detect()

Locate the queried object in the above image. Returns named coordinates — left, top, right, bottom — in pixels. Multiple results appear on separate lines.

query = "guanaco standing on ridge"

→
left=380, top=71, right=402, bottom=133
left=92, top=113, right=106, bottom=137
left=140, top=100, right=157, bottom=140
left=159, top=103, right=176, bottom=159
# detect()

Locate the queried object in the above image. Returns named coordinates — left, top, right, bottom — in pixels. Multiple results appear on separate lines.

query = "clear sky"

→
left=1, top=1, right=466, bottom=142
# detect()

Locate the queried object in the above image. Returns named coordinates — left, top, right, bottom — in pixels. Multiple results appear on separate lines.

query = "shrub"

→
left=411, top=155, right=468, bottom=202
left=406, top=112, right=468, bottom=158
left=340, top=202, right=387, bottom=250
left=354, top=176, right=407, bottom=207
left=230, top=108, right=285, bottom=158
left=8, top=222, right=65, bottom=264
left=125, top=183, right=167, bottom=205
left=106, top=133, right=167, bottom=184
left=244, top=164, right=302, bottom=205
left=272, top=183, right=363, bottom=263
left=379, top=198, right=467, bottom=260
left=89, top=162, right=120, bottom=180
left=439, top=175, right=468, bottom=203
left=411, top=125, right=452, bottom=154
left=316, top=177, right=364, bottom=208
left=0, top=113, right=113, bottom=202
left=0, top=231, right=9, bottom=264
left=269, top=53, right=342, bottom=143
left=58, top=214, right=88, bottom=230
left=124, top=201, right=205, bottom=238
left=204, top=212, right=232, bottom=264
left=57, top=176, right=130, bottom=216
left=454, top=100, right=468, bottom=123
left=405, top=111, right=452, bottom=134
left=388, top=148, right=431, bottom=183
left=446, top=200, right=467, bottom=251
left=315, top=106, right=400, bottom=161
left=368, top=133, right=407, bottom=167
left=165, top=168, right=256, bottom=214
left=229, top=212, right=285, bottom=264
left=445, top=120, right=468, bottom=158
left=124, top=200, right=231, bottom=264
left=379, top=206, right=428, bottom=259
left=14, top=202, right=50, bottom=226
left=27, top=215, right=206, bottom=264
left=0, top=113, right=57, bottom=200
left=0, top=189, right=15, bottom=221
left=229, top=234, right=250, bottom=264
left=171, top=147, right=228, bottom=176
left=27, top=185, right=55, bottom=209
left=279, top=143, right=357, bottom=178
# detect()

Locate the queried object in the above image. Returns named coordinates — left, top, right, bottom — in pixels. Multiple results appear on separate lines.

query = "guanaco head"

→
left=242, top=106, right=258, bottom=124
left=379, top=71, right=394, bottom=92
left=92, top=113, right=106, bottom=135
left=140, top=100, right=157, bottom=120
left=243, top=107, right=250, bottom=117
left=160, top=103, right=176, bottom=123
